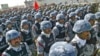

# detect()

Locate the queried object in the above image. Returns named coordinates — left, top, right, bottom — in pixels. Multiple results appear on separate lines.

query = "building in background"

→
left=1, top=4, right=9, bottom=10
left=24, top=0, right=34, bottom=7
left=24, top=0, right=99, bottom=7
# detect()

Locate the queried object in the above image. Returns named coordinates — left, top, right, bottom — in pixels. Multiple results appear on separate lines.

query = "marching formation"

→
left=0, top=2, right=100, bottom=56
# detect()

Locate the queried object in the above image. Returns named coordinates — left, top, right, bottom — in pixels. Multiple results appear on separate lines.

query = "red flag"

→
left=33, top=0, right=39, bottom=11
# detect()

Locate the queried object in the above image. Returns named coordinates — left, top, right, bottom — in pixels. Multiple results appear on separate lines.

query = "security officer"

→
left=65, top=12, right=77, bottom=41
left=82, top=6, right=88, bottom=18
left=67, top=8, right=75, bottom=21
left=84, top=13, right=97, bottom=44
left=75, top=9, right=82, bottom=20
left=84, top=13, right=96, bottom=26
left=26, top=14, right=34, bottom=27
left=12, top=16, right=20, bottom=31
left=49, top=41, right=77, bottom=56
left=3, top=20, right=15, bottom=36
left=2, top=30, right=32, bottom=56
left=52, top=13, right=66, bottom=41
left=79, top=7, right=85, bottom=19
left=94, top=23, right=100, bottom=56
left=36, top=21, right=55, bottom=56
left=21, top=14, right=27, bottom=20
left=71, top=20, right=93, bottom=56
left=9, top=17, right=19, bottom=31
left=20, top=20, right=34, bottom=55
left=95, top=12, right=100, bottom=32
left=87, top=6, right=92, bottom=13
left=95, top=12, right=100, bottom=36
left=59, top=10, right=67, bottom=16
left=94, top=12, right=100, bottom=55
left=49, top=12, right=57, bottom=29
left=32, top=12, right=42, bottom=41
left=43, top=11, right=51, bottom=21
left=0, top=25, right=8, bottom=56
left=94, top=11, right=100, bottom=54
left=67, top=8, right=73, bottom=15
left=1, top=18, right=6, bottom=30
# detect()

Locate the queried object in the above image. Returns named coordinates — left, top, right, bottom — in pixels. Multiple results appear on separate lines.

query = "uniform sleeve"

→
left=24, top=42, right=32, bottom=56
left=32, top=24, right=38, bottom=40
left=65, top=22, right=73, bottom=38
left=93, top=24, right=98, bottom=32
left=2, top=52, right=11, bottom=56
left=65, top=22, right=69, bottom=29
left=64, top=22, right=71, bottom=33
left=3, top=30, right=7, bottom=37
left=36, top=37, right=45, bottom=54
left=52, top=27, right=59, bottom=37
left=52, top=33, right=56, bottom=42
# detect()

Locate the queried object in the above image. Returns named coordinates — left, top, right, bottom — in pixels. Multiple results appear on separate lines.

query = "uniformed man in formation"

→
left=2, top=30, right=32, bottom=56
left=0, top=1, right=100, bottom=56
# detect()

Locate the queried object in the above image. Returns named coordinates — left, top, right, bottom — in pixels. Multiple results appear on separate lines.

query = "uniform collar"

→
left=21, top=29, right=29, bottom=34
left=76, top=15, right=80, bottom=19
left=9, top=44, right=22, bottom=51
left=35, top=21, right=41, bottom=24
left=74, top=34, right=86, bottom=48
left=50, top=19, right=56, bottom=21
left=56, top=22, right=64, bottom=27
left=41, top=31, right=50, bottom=38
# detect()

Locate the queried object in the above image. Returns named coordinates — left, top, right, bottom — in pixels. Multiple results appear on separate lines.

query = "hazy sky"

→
left=0, top=0, right=97, bottom=9
left=0, top=0, right=25, bottom=9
